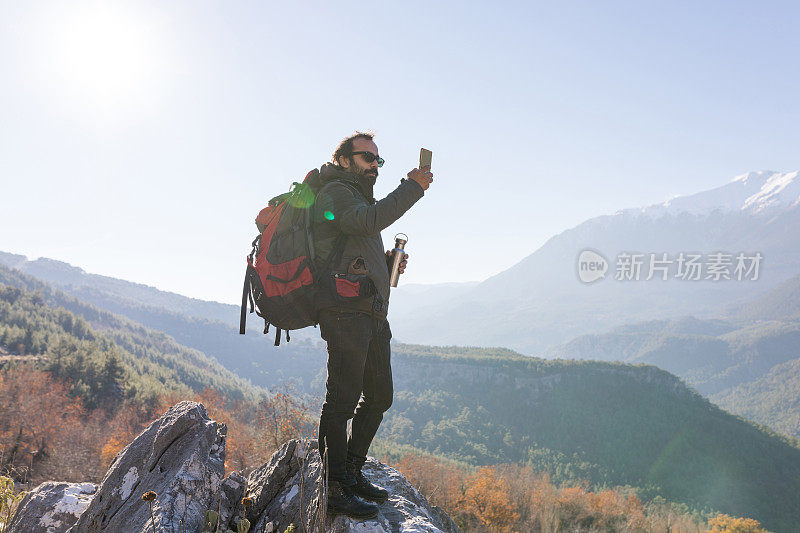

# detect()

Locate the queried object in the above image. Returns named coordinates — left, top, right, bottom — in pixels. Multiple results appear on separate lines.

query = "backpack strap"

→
left=317, top=179, right=361, bottom=270
left=319, top=179, right=366, bottom=203
left=324, top=234, right=348, bottom=269
left=239, top=267, right=249, bottom=335
left=239, top=264, right=263, bottom=335
left=272, top=326, right=292, bottom=346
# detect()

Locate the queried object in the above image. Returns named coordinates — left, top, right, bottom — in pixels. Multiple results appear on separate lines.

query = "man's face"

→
left=340, top=137, right=380, bottom=181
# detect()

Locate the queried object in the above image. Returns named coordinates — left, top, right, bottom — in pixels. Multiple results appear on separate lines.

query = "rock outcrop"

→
left=9, top=402, right=459, bottom=533
left=71, top=401, right=226, bottom=533
left=6, top=482, right=96, bottom=533
left=245, top=439, right=459, bottom=533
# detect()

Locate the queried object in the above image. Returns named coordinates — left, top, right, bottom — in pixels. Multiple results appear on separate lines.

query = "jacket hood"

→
left=319, top=162, right=376, bottom=203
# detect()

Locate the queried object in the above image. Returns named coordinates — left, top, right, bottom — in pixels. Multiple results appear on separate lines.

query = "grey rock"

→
left=67, top=401, right=226, bottom=533
left=9, top=404, right=459, bottom=533
left=216, top=471, right=247, bottom=531
left=246, top=439, right=299, bottom=524
left=7, top=481, right=96, bottom=533
left=247, top=439, right=460, bottom=533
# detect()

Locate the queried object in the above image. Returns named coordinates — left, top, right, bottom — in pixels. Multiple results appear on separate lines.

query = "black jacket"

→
left=312, top=163, right=424, bottom=318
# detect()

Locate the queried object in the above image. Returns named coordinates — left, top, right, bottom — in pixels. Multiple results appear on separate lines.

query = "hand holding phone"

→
left=408, top=148, right=434, bottom=191
left=419, top=148, right=432, bottom=169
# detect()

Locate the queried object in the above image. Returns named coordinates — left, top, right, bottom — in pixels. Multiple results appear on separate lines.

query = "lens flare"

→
left=287, top=184, right=315, bottom=208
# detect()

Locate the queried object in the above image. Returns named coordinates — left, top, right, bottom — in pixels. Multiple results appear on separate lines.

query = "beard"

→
left=348, top=157, right=378, bottom=185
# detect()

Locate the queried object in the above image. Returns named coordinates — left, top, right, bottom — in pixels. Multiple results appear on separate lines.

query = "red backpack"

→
left=239, top=169, right=346, bottom=345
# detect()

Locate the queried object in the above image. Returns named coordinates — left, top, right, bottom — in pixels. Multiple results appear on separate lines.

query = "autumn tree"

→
left=495, top=463, right=560, bottom=532
left=457, top=465, right=520, bottom=532
left=257, top=383, right=315, bottom=453
left=0, top=366, right=104, bottom=483
left=394, top=452, right=466, bottom=513
left=100, top=402, right=153, bottom=467
left=708, top=513, right=767, bottom=533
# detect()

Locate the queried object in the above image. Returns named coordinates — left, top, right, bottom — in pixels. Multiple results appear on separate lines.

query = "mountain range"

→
left=389, top=170, right=800, bottom=353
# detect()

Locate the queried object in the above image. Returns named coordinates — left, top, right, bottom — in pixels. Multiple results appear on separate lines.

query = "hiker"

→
left=313, top=132, right=433, bottom=519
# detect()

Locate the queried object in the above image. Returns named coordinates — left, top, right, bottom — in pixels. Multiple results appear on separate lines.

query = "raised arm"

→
left=317, top=179, right=425, bottom=236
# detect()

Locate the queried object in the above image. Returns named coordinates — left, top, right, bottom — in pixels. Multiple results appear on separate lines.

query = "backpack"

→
left=239, top=169, right=348, bottom=345
left=240, top=169, right=320, bottom=344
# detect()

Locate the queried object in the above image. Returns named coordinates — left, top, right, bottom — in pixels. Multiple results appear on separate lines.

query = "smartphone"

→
left=419, top=148, right=432, bottom=169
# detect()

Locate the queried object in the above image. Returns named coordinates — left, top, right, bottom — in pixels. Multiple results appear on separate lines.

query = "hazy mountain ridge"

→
left=0, top=251, right=240, bottom=326
left=727, top=271, right=800, bottom=322
left=390, top=170, right=800, bottom=353
left=0, top=250, right=464, bottom=344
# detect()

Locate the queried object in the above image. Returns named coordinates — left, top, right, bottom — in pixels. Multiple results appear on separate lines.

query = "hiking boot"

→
left=326, top=478, right=379, bottom=519
left=346, top=463, right=390, bottom=504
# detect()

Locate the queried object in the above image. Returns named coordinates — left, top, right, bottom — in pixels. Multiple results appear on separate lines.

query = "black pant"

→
left=317, top=309, right=393, bottom=481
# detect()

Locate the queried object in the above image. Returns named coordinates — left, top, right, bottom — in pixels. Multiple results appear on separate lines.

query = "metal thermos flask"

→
left=389, top=233, right=408, bottom=287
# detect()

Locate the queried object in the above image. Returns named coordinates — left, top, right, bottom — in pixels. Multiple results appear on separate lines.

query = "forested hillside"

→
left=0, top=276, right=278, bottom=489
left=0, top=273, right=727, bottom=532
left=3, top=263, right=798, bottom=530
left=0, top=265, right=258, bottom=405
left=383, top=346, right=800, bottom=532
left=548, top=317, right=800, bottom=393
left=547, top=274, right=800, bottom=440
left=0, top=257, right=328, bottom=391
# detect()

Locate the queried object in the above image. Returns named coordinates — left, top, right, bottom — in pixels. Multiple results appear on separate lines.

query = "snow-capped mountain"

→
left=620, top=170, right=800, bottom=218
left=391, top=170, right=800, bottom=354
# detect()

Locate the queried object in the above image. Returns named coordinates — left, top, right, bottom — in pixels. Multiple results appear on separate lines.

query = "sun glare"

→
left=47, top=4, right=164, bottom=114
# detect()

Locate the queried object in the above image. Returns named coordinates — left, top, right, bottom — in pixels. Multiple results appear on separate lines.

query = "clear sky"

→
left=1, top=1, right=799, bottom=304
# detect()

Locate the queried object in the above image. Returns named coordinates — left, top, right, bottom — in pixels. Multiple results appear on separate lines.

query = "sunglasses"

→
left=351, top=151, right=385, bottom=167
